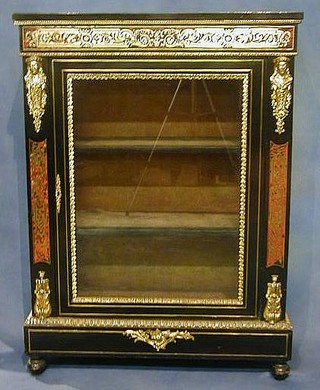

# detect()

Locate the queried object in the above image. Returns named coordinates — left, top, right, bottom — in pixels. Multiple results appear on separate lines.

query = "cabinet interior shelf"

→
left=76, top=210, right=239, bottom=232
left=75, top=138, right=240, bottom=152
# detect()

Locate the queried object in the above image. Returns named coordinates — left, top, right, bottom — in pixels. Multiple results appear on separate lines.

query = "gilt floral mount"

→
left=124, top=329, right=194, bottom=351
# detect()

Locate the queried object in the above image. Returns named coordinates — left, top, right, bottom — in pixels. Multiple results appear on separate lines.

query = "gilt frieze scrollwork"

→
left=263, top=275, right=282, bottom=325
left=270, top=57, right=293, bottom=135
left=24, top=56, right=47, bottom=133
left=22, top=26, right=294, bottom=52
left=34, top=271, right=52, bottom=319
left=124, top=329, right=194, bottom=351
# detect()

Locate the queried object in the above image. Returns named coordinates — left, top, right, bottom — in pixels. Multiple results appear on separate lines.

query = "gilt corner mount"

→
left=24, top=55, right=47, bottom=133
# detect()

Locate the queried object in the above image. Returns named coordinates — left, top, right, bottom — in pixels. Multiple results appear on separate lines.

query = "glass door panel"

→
left=71, top=76, right=245, bottom=303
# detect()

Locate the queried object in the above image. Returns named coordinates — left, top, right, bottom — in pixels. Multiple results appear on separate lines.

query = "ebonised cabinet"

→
left=13, top=12, right=303, bottom=378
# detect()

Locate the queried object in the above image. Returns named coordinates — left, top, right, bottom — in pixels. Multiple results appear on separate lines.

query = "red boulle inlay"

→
left=29, top=139, right=50, bottom=263
left=266, top=142, right=288, bottom=267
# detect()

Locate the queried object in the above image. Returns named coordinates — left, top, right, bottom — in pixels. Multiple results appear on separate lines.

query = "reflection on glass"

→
left=72, top=78, right=243, bottom=302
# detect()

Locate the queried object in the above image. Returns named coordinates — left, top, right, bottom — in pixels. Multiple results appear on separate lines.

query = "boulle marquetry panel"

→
left=267, top=142, right=289, bottom=268
left=13, top=12, right=302, bottom=378
left=29, top=139, right=50, bottom=264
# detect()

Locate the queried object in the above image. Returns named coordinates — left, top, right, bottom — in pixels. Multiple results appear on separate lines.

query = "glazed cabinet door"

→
left=52, top=59, right=265, bottom=318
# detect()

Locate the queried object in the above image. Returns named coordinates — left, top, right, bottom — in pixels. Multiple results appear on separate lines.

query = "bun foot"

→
left=27, top=358, right=47, bottom=375
left=271, top=363, right=290, bottom=380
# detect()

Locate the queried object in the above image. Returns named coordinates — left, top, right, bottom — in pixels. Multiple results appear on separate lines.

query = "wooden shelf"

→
left=78, top=264, right=238, bottom=299
left=76, top=210, right=239, bottom=231
left=74, top=120, right=241, bottom=141
left=76, top=185, right=239, bottom=214
left=75, top=138, right=239, bottom=152
left=77, top=232, right=239, bottom=299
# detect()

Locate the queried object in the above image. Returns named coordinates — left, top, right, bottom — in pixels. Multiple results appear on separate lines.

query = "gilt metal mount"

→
left=24, top=56, right=47, bottom=133
left=263, top=275, right=282, bottom=324
left=124, top=329, right=194, bottom=351
left=270, top=56, right=293, bottom=135
left=34, top=271, right=52, bottom=319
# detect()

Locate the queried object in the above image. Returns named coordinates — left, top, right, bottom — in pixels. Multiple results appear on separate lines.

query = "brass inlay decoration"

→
left=267, top=142, right=288, bottom=268
left=24, top=56, right=47, bottom=133
left=25, top=312, right=293, bottom=331
left=270, top=56, right=293, bottom=134
left=34, top=271, right=52, bottom=319
left=55, top=174, right=62, bottom=214
left=263, top=275, right=282, bottom=324
left=15, top=17, right=301, bottom=26
left=29, top=139, right=50, bottom=263
left=67, top=71, right=249, bottom=306
left=22, top=26, right=294, bottom=52
left=20, top=50, right=298, bottom=58
left=238, top=71, right=249, bottom=303
left=66, top=74, right=78, bottom=301
left=72, top=296, right=240, bottom=306
left=124, top=329, right=194, bottom=351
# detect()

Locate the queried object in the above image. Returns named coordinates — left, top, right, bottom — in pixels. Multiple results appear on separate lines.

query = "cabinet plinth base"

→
left=24, top=313, right=292, bottom=377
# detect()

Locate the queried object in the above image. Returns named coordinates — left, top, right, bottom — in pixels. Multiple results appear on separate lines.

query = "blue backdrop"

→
left=1, top=1, right=319, bottom=389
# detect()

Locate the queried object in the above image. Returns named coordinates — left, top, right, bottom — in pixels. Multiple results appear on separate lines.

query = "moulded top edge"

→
left=12, top=11, right=304, bottom=25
